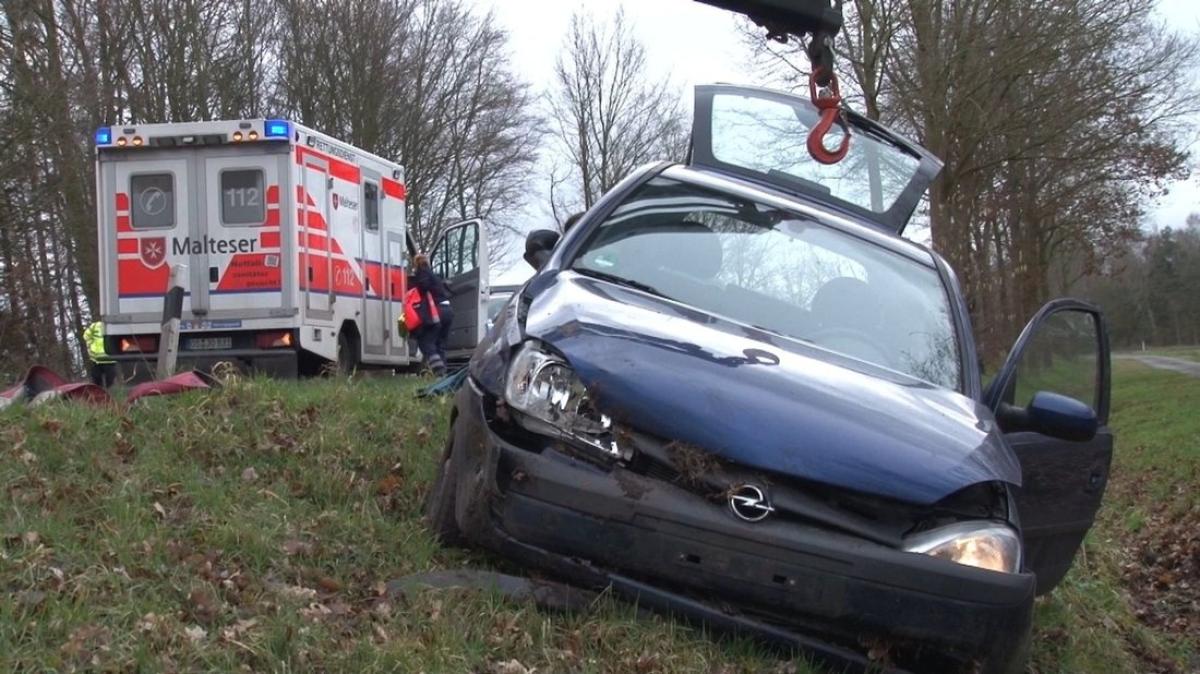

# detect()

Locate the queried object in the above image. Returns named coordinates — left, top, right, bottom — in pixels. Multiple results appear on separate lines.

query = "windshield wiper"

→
left=573, top=267, right=671, bottom=300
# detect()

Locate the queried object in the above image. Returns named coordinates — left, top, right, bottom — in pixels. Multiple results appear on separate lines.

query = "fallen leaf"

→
left=241, top=467, right=259, bottom=482
left=184, top=625, right=207, bottom=643
left=22, top=531, right=40, bottom=546
left=186, top=588, right=219, bottom=625
left=280, top=585, right=318, bottom=601
left=281, top=539, right=313, bottom=557
left=152, top=501, right=167, bottom=519
left=376, top=474, right=402, bottom=496
left=489, top=660, right=533, bottom=674
left=317, top=576, right=343, bottom=593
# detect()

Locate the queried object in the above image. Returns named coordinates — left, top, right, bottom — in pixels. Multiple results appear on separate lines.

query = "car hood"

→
left=521, top=272, right=1021, bottom=505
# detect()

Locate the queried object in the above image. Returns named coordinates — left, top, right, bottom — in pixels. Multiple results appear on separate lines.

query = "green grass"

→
left=1028, top=360, right=1198, bottom=673
left=1, top=364, right=1195, bottom=672
left=0, top=375, right=808, bottom=673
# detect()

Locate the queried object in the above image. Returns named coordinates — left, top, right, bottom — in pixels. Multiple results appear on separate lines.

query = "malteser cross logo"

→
left=140, top=237, right=167, bottom=268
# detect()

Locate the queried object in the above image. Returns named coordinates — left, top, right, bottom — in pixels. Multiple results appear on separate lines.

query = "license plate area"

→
left=186, top=336, right=233, bottom=351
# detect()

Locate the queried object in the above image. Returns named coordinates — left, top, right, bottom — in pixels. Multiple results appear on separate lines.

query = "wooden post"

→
left=156, top=264, right=186, bottom=380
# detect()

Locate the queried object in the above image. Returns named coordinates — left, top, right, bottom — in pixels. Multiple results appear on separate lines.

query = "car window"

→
left=570, top=177, right=961, bottom=389
left=1007, top=309, right=1100, bottom=409
left=709, top=93, right=921, bottom=215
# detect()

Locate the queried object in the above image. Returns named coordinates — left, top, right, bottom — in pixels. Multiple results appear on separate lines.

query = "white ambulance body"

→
left=94, top=119, right=490, bottom=377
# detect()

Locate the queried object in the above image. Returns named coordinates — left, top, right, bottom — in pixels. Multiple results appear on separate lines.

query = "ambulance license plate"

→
left=187, top=337, right=232, bottom=351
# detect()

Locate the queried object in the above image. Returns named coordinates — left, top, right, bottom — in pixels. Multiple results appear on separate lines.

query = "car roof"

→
left=663, top=164, right=938, bottom=267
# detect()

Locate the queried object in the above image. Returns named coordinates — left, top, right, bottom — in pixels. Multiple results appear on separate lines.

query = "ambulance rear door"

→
left=197, top=145, right=292, bottom=319
left=102, top=153, right=197, bottom=323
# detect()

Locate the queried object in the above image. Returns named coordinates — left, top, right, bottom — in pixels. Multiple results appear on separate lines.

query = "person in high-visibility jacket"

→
left=83, top=321, right=117, bottom=388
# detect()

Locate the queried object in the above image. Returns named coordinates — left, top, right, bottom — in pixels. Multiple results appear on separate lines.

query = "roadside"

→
left=0, top=364, right=1195, bottom=672
left=1119, top=346, right=1200, bottom=365
left=1119, top=353, right=1200, bottom=377
left=1031, top=360, right=1198, bottom=673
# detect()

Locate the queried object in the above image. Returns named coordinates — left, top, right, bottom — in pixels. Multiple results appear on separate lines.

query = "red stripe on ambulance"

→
left=117, top=259, right=169, bottom=296
left=382, top=178, right=406, bottom=200
left=296, top=146, right=360, bottom=183
left=216, top=254, right=281, bottom=292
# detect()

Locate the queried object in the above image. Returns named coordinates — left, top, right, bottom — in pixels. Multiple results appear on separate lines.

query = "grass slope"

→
left=0, top=363, right=1195, bottom=673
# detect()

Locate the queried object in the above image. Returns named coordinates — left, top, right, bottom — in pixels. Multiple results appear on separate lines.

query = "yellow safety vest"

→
left=84, top=321, right=114, bottom=364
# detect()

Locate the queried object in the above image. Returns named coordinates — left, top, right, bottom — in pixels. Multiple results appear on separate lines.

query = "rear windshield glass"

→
left=221, top=169, right=265, bottom=225
left=130, top=173, right=175, bottom=229
left=570, top=177, right=962, bottom=389
left=709, top=93, right=921, bottom=215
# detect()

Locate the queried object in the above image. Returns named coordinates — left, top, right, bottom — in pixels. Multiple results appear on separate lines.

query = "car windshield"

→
left=569, top=177, right=961, bottom=389
left=706, top=91, right=923, bottom=217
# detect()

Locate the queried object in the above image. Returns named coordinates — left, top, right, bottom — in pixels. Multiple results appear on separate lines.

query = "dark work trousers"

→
left=434, top=303, right=454, bottom=365
left=90, top=362, right=117, bottom=388
left=415, top=324, right=446, bottom=375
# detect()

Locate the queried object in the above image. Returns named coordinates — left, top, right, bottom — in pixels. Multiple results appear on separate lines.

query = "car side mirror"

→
left=996, top=391, right=1098, bottom=442
left=524, top=229, right=561, bottom=270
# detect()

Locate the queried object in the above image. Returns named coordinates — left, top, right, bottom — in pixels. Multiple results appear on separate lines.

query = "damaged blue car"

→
left=425, top=79, right=1112, bottom=674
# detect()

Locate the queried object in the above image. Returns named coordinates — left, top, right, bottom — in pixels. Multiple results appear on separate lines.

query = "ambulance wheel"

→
left=336, top=330, right=359, bottom=376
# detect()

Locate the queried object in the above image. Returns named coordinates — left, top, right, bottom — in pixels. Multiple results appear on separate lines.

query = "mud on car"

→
left=425, top=81, right=1112, bottom=674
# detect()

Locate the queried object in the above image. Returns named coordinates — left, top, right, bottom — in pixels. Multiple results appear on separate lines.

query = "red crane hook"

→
left=807, top=67, right=850, bottom=165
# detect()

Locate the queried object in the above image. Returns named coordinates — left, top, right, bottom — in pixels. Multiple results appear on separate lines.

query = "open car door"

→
left=429, top=218, right=490, bottom=360
left=986, top=299, right=1112, bottom=595
left=689, top=84, right=941, bottom=235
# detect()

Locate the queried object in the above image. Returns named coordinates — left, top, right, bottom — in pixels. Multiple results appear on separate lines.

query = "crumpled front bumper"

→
left=450, top=383, right=1035, bottom=674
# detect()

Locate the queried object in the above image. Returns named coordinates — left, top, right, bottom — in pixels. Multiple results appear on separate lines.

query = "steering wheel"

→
left=807, top=327, right=896, bottom=369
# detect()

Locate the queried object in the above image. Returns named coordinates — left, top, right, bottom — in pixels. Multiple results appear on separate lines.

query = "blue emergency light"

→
left=95, top=127, right=112, bottom=145
left=264, top=120, right=290, bottom=139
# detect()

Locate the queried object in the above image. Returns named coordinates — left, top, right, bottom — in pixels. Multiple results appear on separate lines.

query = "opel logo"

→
left=729, top=484, right=773, bottom=522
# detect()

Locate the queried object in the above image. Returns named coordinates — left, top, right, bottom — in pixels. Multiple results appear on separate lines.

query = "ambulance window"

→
left=220, top=169, right=265, bottom=225
left=364, top=182, right=380, bottom=231
left=130, top=173, right=175, bottom=229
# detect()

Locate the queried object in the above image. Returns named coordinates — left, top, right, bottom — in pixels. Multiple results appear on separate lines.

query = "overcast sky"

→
left=478, top=0, right=1200, bottom=278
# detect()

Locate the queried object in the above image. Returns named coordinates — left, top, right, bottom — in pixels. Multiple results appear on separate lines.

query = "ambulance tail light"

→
left=264, top=120, right=290, bottom=139
left=119, top=335, right=159, bottom=353
left=256, top=330, right=294, bottom=349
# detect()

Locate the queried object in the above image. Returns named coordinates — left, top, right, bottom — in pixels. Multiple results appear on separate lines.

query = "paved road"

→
left=1123, top=354, right=1200, bottom=378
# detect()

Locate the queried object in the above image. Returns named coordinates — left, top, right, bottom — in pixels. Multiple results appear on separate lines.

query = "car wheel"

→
left=424, top=425, right=465, bottom=546
left=336, top=331, right=358, bottom=376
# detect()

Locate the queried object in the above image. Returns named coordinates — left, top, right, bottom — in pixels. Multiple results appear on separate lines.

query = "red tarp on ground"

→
left=126, top=370, right=218, bottom=404
left=1, top=366, right=217, bottom=409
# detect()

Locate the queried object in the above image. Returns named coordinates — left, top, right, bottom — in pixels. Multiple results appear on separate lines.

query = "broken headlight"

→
left=902, top=521, right=1021, bottom=574
left=504, top=341, right=628, bottom=460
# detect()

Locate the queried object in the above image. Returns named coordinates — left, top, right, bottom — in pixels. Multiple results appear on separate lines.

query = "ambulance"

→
left=94, top=119, right=490, bottom=377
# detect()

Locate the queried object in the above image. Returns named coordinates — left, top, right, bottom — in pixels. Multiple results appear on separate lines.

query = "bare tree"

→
left=275, top=0, right=540, bottom=257
left=546, top=9, right=688, bottom=225
left=740, top=0, right=1200, bottom=360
